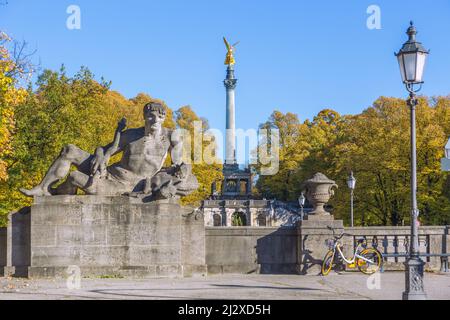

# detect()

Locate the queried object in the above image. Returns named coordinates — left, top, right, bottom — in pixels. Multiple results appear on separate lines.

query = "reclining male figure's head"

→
left=143, top=102, right=166, bottom=132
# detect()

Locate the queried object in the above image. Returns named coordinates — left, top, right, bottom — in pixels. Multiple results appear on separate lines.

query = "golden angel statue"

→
left=223, top=37, right=239, bottom=66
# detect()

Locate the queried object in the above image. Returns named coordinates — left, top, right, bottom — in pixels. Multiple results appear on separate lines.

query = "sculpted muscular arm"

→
left=91, top=117, right=130, bottom=177
left=169, top=128, right=184, bottom=166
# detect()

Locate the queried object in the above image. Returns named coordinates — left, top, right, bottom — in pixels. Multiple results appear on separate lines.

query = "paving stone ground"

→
left=0, top=272, right=449, bottom=300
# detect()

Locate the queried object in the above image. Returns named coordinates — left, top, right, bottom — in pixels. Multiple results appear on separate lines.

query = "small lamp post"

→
left=445, top=138, right=450, bottom=159
left=347, top=171, right=356, bottom=227
left=441, top=138, right=450, bottom=171
left=395, top=21, right=429, bottom=300
left=298, top=192, right=306, bottom=220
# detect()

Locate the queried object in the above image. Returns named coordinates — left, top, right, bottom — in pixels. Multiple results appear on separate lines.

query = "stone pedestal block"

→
left=0, top=208, right=31, bottom=277
left=297, top=218, right=344, bottom=275
left=27, top=196, right=206, bottom=278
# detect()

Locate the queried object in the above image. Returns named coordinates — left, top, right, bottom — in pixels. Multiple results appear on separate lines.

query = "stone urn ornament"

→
left=303, top=173, right=338, bottom=217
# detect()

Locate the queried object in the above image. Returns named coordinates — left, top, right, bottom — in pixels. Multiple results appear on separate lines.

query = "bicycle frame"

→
left=330, top=241, right=376, bottom=265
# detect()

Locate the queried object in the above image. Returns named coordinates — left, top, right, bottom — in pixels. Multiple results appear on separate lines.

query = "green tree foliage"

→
left=231, top=212, right=244, bottom=226
left=256, top=97, right=450, bottom=226
left=0, top=32, right=30, bottom=182
left=256, top=111, right=302, bottom=200
left=175, top=105, right=222, bottom=206
left=0, top=66, right=212, bottom=224
left=1, top=66, right=113, bottom=219
left=3, top=60, right=449, bottom=227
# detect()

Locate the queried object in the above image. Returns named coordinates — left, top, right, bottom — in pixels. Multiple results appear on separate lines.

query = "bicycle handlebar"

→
left=335, top=233, right=351, bottom=240
left=326, top=226, right=351, bottom=240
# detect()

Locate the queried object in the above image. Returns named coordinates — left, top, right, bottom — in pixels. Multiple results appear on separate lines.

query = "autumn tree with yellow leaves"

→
left=1, top=30, right=449, bottom=227
left=255, top=97, right=450, bottom=226
left=0, top=53, right=221, bottom=223
left=0, top=32, right=29, bottom=182
left=175, top=105, right=222, bottom=205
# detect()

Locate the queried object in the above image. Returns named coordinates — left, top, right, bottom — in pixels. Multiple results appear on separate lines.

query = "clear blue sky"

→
left=1, top=0, right=449, bottom=133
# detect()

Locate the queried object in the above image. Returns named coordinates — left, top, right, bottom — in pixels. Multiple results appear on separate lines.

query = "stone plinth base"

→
left=0, top=266, right=16, bottom=277
left=28, top=196, right=206, bottom=278
left=28, top=265, right=207, bottom=278
left=303, top=214, right=334, bottom=221
left=297, top=218, right=343, bottom=275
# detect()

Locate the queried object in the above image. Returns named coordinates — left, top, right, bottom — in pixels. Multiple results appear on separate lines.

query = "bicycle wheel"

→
left=321, top=250, right=335, bottom=276
left=357, top=248, right=382, bottom=274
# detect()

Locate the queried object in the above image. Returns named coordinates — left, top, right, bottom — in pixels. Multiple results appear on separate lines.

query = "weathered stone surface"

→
left=10, top=208, right=31, bottom=277
left=31, top=225, right=57, bottom=246
left=303, top=173, right=337, bottom=217
left=26, top=196, right=206, bottom=278
left=206, top=227, right=298, bottom=274
left=6, top=198, right=448, bottom=278
left=181, top=210, right=206, bottom=267
left=297, top=219, right=343, bottom=275
left=32, top=246, right=82, bottom=266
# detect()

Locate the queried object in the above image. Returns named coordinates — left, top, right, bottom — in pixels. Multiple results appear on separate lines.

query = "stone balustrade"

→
left=341, top=226, right=449, bottom=271
left=205, top=225, right=450, bottom=274
left=202, top=200, right=270, bottom=208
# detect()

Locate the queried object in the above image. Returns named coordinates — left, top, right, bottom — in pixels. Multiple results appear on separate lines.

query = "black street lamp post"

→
left=395, top=21, right=429, bottom=300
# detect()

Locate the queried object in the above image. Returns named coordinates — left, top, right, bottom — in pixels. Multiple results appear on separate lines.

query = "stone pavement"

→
left=0, top=272, right=448, bottom=300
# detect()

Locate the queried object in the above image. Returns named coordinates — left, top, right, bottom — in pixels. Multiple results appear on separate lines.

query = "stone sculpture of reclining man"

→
left=20, top=102, right=198, bottom=199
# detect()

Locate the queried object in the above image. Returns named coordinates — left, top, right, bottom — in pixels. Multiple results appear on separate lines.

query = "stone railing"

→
left=342, top=226, right=449, bottom=271
left=202, top=199, right=270, bottom=208
left=205, top=225, right=449, bottom=274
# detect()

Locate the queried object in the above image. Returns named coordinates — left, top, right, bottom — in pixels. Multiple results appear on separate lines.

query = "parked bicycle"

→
left=321, top=227, right=382, bottom=275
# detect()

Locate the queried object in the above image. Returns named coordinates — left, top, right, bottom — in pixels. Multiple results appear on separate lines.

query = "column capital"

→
left=224, top=78, right=237, bottom=89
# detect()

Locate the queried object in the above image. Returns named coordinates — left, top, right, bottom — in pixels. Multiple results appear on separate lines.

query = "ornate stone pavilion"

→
left=202, top=197, right=303, bottom=227
left=201, top=40, right=300, bottom=227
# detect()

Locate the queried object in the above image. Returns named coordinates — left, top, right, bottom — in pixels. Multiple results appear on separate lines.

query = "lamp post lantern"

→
left=347, top=171, right=356, bottom=227
left=298, top=192, right=306, bottom=220
left=395, top=21, right=429, bottom=300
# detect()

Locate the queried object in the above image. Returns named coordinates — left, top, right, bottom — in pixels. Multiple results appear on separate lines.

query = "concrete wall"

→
left=205, top=227, right=297, bottom=274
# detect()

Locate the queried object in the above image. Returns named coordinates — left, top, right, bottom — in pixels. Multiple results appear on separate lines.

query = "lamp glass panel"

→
left=415, top=52, right=427, bottom=82
left=403, top=52, right=417, bottom=82
left=397, top=54, right=406, bottom=83
left=347, top=177, right=356, bottom=189
left=299, top=195, right=305, bottom=206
